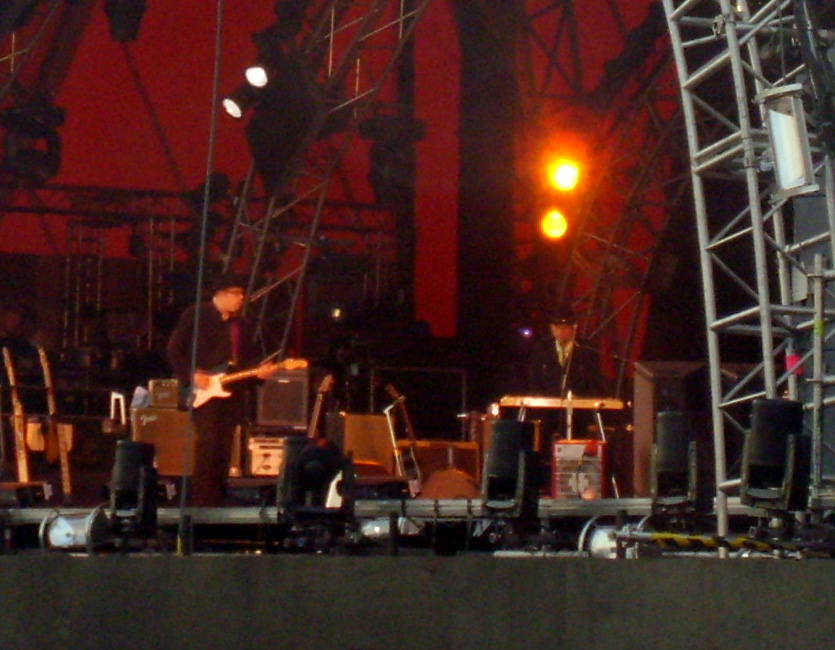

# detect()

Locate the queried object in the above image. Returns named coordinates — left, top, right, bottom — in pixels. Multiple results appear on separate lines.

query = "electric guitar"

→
left=384, top=383, right=422, bottom=497
left=2, top=347, right=30, bottom=483
left=307, top=374, right=334, bottom=439
left=37, top=346, right=72, bottom=504
left=182, top=357, right=308, bottom=410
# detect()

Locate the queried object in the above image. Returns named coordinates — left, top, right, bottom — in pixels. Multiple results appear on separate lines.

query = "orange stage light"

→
left=548, top=159, right=580, bottom=192
left=540, top=209, right=568, bottom=239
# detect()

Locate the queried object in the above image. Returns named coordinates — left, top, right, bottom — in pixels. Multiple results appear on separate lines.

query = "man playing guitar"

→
left=167, top=272, right=286, bottom=506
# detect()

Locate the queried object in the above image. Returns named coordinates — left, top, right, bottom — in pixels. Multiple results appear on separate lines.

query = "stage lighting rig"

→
left=246, top=25, right=292, bottom=89
left=275, top=436, right=359, bottom=552
left=739, top=398, right=812, bottom=545
left=534, top=150, right=583, bottom=241
left=107, top=440, right=159, bottom=550
left=244, top=1, right=309, bottom=89
left=38, top=441, right=160, bottom=554
left=359, top=109, right=425, bottom=211
left=0, top=99, right=64, bottom=184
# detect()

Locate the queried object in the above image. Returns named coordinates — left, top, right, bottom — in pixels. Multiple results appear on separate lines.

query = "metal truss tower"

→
left=663, top=0, right=835, bottom=538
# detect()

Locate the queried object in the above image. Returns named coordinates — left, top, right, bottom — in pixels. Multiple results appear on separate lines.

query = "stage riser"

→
left=0, top=556, right=833, bottom=650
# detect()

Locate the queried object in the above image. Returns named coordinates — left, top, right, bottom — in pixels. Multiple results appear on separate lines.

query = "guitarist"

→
left=166, top=272, right=278, bottom=506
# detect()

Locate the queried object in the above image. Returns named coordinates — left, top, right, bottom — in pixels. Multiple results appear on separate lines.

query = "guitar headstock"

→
left=384, top=383, right=401, bottom=400
left=280, top=357, right=309, bottom=370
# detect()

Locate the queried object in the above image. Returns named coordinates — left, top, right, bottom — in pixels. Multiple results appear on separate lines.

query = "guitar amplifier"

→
left=247, top=436, right=288, bottom=477
left=256, top=368, right=309, bottom=429
left=552, top=439, right=606, bottom=499
left=131, top=407, right=194, bottom=475
left=148, top=378, right=181, bottom=409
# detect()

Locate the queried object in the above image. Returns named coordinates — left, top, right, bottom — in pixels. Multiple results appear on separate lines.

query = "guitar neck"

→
left=38, top=346, right=70, bottom=501
left=3, top=347, right=30, bottom=483
left=37, top=347, right=57, bottom=416
left=307, top=396, right=325, bottom=439
left=398, top=402, right=418, bottom=445
left=2, top=348, right=24, bottom=417
left=220, top=358, right=306, bottom=387
left=220, top=366, right=262, bottom=386
left=307, top=375, right=333, bottom=439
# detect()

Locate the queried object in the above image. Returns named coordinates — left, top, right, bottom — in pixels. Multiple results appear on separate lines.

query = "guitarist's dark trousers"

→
left=190, top=389, right=244, bottom=506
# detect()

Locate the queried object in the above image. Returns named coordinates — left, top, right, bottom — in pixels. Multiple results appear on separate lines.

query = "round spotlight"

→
left=540, top=209, right=568, bottom=239
left=222, top=85, right=259, bottom=119
left=328, top=303, right=346, bottom=324
left=548, top=159, right=580, bottom=192
left=245, top=64, right=269, bottom=88
left=222, top=97, right=244, bottom=119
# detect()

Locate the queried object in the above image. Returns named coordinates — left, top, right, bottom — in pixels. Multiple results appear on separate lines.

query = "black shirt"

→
left=166, top=302, right=259, bottom=385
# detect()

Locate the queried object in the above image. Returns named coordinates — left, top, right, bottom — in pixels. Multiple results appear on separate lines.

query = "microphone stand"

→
left=560, top=343, right=576, bottom=439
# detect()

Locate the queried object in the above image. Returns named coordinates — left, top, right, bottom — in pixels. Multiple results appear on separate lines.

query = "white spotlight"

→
left=245, top=64, right=270, bottom=88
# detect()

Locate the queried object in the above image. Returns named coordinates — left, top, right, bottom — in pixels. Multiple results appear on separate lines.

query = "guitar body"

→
left=191, top=374, right=233, bottom=409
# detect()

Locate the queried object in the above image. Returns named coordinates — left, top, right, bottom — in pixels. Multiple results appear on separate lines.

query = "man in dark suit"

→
left=519, top=306, right=605, bottom=491
left=527, top=305, right=602, bottom=399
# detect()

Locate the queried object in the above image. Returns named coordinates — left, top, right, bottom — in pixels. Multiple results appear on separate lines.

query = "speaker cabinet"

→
left=257, top=368, right=309, bottom=429
left=633, top=361, right=707, bottom=496
left=131, top=407, right=194, bottom=476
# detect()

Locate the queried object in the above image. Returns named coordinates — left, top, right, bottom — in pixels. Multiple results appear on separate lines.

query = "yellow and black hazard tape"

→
left=615, top=531, right=780, bottom=553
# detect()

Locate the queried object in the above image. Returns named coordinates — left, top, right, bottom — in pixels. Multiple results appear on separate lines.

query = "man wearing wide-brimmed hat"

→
left=167, top=271, right=278, bottom=506
left=527, top=304, right=601, bottom=399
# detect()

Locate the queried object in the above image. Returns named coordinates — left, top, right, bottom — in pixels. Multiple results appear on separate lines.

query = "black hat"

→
left=547, top=304, right=577, bottom=325
left=210, top=272, right=246, bottom=294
